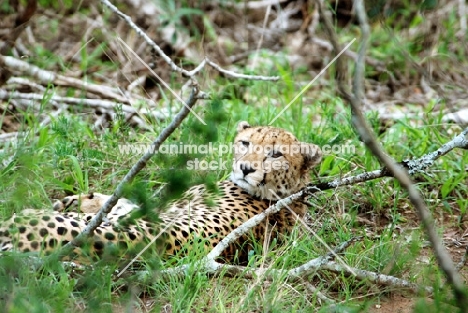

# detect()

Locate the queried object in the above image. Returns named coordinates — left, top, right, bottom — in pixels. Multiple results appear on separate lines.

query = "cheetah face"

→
left=230, top=121, right=322, bottom=200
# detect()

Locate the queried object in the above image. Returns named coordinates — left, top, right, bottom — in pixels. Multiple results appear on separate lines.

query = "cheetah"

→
left=0, top=121, right=322, bottom=263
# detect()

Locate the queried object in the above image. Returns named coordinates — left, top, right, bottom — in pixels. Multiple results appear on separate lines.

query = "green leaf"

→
left=67, top=155, right=87, bottom=192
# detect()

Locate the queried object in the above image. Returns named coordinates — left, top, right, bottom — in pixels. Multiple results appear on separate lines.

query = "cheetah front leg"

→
left=53, top=192, right=139, bottom=216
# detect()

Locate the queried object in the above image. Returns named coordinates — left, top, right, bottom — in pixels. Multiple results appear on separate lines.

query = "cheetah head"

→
left=230, top=121, right=322, bottom=200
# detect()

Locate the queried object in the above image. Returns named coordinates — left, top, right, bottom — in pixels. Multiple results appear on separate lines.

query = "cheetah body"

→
left=0, top=122, right=322, bottom=262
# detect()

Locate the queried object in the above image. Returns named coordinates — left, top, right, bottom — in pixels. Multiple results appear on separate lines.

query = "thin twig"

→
left=311, top=37, right=387, bottom=72
left=231, top=0, right=288, bottom=10
left=99, top=0, right=279, bottom=81
left=287, top=237, right=361, bottom=277
left=100, top=0, right=190, bottom=76
left=250, top=4, right=272, bottom=70
left=205, top=57, right=280, bottom=81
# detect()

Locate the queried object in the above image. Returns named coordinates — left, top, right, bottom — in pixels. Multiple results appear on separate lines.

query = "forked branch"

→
left=316, top=0, right=468, bottom=308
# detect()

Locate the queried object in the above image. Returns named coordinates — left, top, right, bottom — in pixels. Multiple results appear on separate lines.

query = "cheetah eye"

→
left=270, top=151, right=283, bottom=158
left=240, top=141, right=250, bottom=147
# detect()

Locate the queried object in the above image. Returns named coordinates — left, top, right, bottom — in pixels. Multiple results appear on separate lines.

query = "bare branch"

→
left=232, top=0, right=288, bottom=10
left=0, top=89, right=167, bottom=118
left=205, top=189, right=308, bottom=261
left=132, top=237, right=432, bottom=297
left=404, top=128, right=468, bottom=172
left=99, top=0, right=279, bottom=81
left=205, top=58, right=279, bottom=81
left=0, top=55, right=130, bottom=103
left=319, top=261, right=433, bottom=294
left=316, top=0, right=468, bottom=307
left=306, top=127, right=468, bottom=193
left=99, top=0, right=191, bottom=76
left=287, top=237, right=361, bottom=277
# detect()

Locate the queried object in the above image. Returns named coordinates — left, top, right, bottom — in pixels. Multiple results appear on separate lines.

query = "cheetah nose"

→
left=241, top=164, right=255, bottom=176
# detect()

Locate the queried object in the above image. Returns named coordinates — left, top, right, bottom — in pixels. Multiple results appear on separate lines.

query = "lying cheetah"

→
left=0, top=122, right=322, bottom=262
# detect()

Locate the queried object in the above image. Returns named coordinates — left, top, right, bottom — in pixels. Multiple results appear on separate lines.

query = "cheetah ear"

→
left=301, top=143, right=322, bottom=170
left=237, top=121, right=251, bottom=133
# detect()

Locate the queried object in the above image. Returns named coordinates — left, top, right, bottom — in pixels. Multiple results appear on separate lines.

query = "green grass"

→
left=1, top=77, right=466, bottom=311
left=1, top=2, right=468, bottom=312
